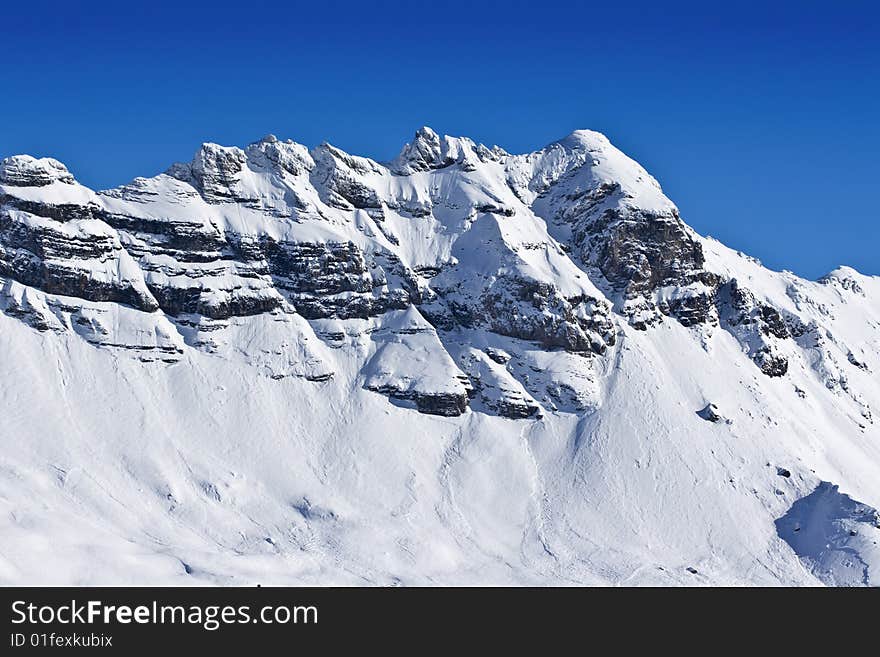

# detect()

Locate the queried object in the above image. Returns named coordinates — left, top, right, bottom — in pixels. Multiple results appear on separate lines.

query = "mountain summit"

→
left=1, top=128, right=878, bottom=585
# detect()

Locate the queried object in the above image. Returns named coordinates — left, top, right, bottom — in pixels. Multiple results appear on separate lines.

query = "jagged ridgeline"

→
left=0, top=128, right=875, bottom=419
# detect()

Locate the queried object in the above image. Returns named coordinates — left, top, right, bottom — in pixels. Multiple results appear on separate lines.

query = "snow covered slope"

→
left=1, top=128, right=878, bottom=585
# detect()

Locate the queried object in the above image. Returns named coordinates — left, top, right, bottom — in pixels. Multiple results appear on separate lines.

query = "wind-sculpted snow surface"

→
left=0, top=128, right=878, bottom=585
left=776, top=482, right=880, bottom=586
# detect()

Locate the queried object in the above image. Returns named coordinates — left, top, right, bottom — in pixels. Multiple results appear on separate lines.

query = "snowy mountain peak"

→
left=0, top=154, right=76, bottom=186
left=1, top=125, right=875, bottom=408
left=414, top=124, right=439, bottom=143
left=1, top=126, right=879, bottom=586
left=390, top=126, right=487, bottom=175
left=555, top=128, right=611, bottom=150
left=392, top=125, right=448, bottom=174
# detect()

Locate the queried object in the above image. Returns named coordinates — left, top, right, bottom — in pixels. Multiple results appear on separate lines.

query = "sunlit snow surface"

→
left=0, top=131, right=878, bottom=586
left=2, top=297, right=878, bottom=586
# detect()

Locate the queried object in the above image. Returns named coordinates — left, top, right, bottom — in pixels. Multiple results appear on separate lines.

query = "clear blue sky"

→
left=2, top=0, right=877, bottom=278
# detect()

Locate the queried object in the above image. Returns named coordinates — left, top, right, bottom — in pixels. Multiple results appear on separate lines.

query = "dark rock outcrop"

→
left=718, top=279, right=790, bottom=377
left=0, top=211, right=158, bottom=312
left=697, top=403, right=723, bottom=423
left=364, top=384, right=470, bottom=417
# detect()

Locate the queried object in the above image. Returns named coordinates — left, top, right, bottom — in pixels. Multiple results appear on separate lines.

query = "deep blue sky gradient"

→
left=2, top=0, right=877, bottom=278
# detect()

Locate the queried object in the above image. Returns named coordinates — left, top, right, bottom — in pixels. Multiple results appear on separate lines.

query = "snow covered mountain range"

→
left=1, top=127, right=878, bottom=585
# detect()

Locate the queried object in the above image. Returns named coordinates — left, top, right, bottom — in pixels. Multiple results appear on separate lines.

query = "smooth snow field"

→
left=2, top=295, right=878, bottom=585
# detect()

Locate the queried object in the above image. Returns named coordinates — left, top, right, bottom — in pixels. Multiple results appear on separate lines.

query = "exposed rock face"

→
left=364, top=384, right=470, bottom=416
left=516, top=131, right=721, bottom=335
left=0, top=155, right=76, bottom=187
left=312, top=144, right=385, bottom=211
left=1, top=128, right=876, bottom=418
left=425, top=273, right=616, bottom=354
left=0, top=210, right=159, bottom=311
left=262, top=240, right=410, bottom=320
left=576, top=205, right=705, bottom=295
left=697, top=403, right=724, bottom=423
left=717, top=279, right=790, bottom=376
left=173, top=143, right=249, bottom=204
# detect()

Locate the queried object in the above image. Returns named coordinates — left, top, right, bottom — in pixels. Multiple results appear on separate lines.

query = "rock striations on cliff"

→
left=1, top=128, right=879, bottom=586
left=2, top=128, right=873, bottom=418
